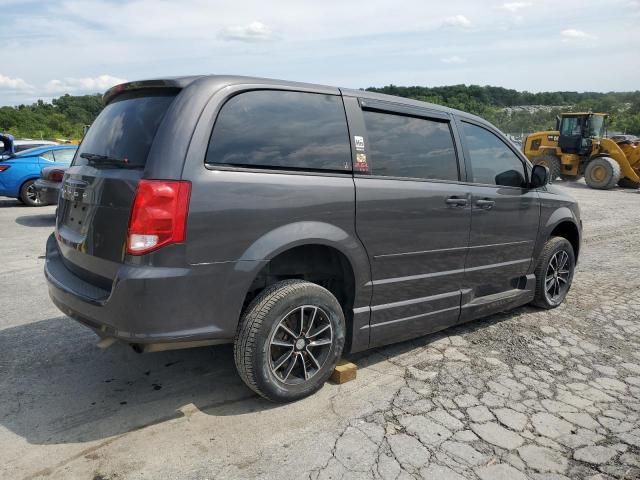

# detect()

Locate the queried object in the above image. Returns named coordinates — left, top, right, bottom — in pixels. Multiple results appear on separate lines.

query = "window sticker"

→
left=354, top=136, right=365, bottom=151
left=355, top=153, right=369, bottom=172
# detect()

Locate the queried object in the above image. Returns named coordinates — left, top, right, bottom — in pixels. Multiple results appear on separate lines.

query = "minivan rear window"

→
left=206, top=90, right=351, bottom=172
left=75, top=92, right=176, bottom=167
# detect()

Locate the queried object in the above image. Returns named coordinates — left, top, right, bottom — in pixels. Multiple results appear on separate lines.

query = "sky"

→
left=1, top=0, right=639, bottom=105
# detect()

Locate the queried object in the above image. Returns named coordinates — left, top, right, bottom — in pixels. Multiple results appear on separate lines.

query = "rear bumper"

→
left=45, top=234, right=255, bottom=346
left=34, top=179, right=61, bottom=205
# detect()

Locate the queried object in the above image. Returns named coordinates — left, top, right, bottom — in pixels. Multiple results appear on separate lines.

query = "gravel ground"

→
left=1, top=181, right=640, bottom=480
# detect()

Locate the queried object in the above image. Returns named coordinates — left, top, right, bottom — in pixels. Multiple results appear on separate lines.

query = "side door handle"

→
left=475, top=198, right=495, bottom=209
left=445, top=196, right=468, bottom=207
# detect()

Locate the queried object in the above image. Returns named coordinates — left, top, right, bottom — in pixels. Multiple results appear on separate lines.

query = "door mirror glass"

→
left=495, top=169, right=526, bottom=188
left=530, top=164, right=549, bottom=188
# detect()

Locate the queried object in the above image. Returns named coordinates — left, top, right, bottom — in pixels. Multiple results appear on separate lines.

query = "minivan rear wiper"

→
left=80, top=152, right=140, bottom=168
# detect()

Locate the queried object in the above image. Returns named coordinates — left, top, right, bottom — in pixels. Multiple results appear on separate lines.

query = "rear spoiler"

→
left=103, top=76, right=203, bottom=105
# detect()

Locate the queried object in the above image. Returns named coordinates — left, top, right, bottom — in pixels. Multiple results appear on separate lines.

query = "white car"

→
left=1, top=140, right=60, bottom=160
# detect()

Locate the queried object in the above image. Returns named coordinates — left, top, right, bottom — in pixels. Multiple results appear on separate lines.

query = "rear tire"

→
left=234, top=280, right=346, bottom=403
left=533, top=154, right=562, bottom=182
left=532, top=237, right=575, bottom=309
left=19, top=179, right=44, bottom=207
left=617, top=177, right=640, bottom=189
left=584, top=157, right=620, bottom=190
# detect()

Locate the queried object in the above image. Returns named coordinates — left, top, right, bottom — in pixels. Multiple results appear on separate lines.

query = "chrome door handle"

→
left=475, top=199, right=495, bottom=209
left=445, top=196, right=468, bottom=207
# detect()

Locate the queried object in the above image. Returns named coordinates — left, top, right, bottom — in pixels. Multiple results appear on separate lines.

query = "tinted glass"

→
left=206, top=90, right=350, bottom=171
left=53, top=148, right=76, bottom=163
left=75, top=92, right=176, bottom=167
left=363, top=111, right=459, bottom=181
left=13, top=147, right=41, bottom=157
left=462, top=122, right=526, bottom=187
left=560, top=116, right=582, bottom=137
left=588, top=115, right=605, bottom=138
left=16, top=144, right=45, bottom=152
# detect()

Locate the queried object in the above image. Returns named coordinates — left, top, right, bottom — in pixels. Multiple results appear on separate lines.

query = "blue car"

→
left=0, top=145, right=77, bottom=206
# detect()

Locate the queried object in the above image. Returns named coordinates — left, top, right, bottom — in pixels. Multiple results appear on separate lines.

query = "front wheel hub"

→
left=545, top=249, right=572, bottom=303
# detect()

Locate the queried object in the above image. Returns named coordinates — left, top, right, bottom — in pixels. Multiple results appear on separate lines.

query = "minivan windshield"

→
left=74, top=92, right=176, bottom=167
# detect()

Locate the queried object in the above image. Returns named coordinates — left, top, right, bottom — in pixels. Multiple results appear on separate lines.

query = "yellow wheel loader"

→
left=523, top=113, right=640, bottom=189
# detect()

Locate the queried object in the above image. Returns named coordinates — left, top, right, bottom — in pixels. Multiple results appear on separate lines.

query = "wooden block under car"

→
left=330, top=360, right=357, bottom=384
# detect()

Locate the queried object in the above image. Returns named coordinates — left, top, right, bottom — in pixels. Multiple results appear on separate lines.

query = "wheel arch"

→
left=541, top=207, right=581, bottom=261
left=550, top=220, right=580, bottom=260
left=18, top=175, right=41, bottom=198
left=233, top=221, right=372, bottom=352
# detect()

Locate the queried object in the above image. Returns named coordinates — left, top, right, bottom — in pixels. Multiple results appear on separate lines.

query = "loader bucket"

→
left=600, top=138, right=640, bottom=185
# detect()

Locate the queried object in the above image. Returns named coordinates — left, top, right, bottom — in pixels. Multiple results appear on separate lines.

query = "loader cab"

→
left=558, top=113, right=607, bottom=156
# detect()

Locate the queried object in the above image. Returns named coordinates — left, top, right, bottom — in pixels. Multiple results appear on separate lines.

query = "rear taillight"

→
left=0, top=165, right=10, bottom=172
left=127, top=179, right=191, bottom=255
left=47, top=169, right=65, bottom=182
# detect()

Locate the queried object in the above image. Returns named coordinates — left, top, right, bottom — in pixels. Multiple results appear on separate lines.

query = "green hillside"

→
left=0, top=94, right=103, bottom=140
left=366, top=85, right=640, bottom=135
left=1, top=86, right=639, bottom=140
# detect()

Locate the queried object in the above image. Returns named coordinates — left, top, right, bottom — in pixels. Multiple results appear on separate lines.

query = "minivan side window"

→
left=362, top=110, right=459, bottom=181
left=462, top=122, right=526, bottom=187
left=206, top=90, right=351, bottom=172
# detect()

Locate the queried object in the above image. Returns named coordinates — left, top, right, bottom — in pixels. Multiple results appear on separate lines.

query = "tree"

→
left=366, top=85, right=640, bottom=134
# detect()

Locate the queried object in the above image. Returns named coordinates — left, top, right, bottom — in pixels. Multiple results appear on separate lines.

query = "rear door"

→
left=345, top=97, right=471, bottom=347
left=0, top=154, right=40, bottom=195
left=56, top=91, right=177, bottom=285
left=456, top=119, right=540, bottom=321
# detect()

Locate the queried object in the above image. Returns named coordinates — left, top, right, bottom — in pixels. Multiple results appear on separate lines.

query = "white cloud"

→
left=220, top=21, right=272, bottom=42
left=501, top=2, right=532, bottom=12
left=45, top=75, right=127, bottom=94
left=0, top=0, right=637, bottom=104
left=561, top=29, right=597, bottom=40
left=0, top=74, right=33, bottom=91
left=441, top=55, right=466, bottom=64
left=442, top=15, right=472, bottom=28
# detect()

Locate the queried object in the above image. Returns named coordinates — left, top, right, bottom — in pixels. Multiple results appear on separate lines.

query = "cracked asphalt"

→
left=1, top=180, right=640, bottom=480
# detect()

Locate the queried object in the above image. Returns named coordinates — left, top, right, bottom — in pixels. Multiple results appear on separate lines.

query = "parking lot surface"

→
left=1, top=182, right=640, bottom=480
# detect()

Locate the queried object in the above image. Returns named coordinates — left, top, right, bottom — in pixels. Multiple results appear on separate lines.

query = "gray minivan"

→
left=45, top=75, right=581, bottom=402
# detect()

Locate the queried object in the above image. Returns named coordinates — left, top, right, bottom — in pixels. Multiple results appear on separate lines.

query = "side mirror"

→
left=530, top=164, right=549, bottom=188
left=495, top=169, right=526, bottom=188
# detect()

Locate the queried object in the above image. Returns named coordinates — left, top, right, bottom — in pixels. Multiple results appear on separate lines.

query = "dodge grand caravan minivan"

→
left=45, top=75, right=581, bottom=402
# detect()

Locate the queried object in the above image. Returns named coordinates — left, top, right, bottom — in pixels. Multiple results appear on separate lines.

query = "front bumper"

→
left=44, top=234, right=251, bottom=347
